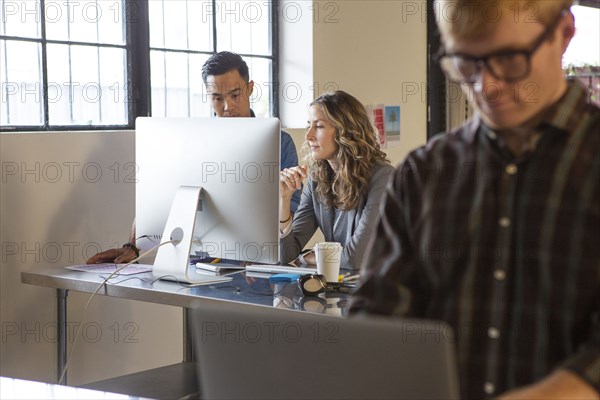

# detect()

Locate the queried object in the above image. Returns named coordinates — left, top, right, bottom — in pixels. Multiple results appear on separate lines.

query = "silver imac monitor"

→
left=135, top=117, right=281, bottom=282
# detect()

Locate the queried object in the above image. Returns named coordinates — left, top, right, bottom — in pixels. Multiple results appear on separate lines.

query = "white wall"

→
left=279, top=0, right=314, bottom=129
left=0, top=131, right=182, bottom=385
left=281, top=0, right=428, bottom=165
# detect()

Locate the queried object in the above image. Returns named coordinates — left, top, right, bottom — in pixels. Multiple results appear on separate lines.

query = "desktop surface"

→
left=20, top=266, right=352, bottom=399
left=21, top=266, right=350, bottom=313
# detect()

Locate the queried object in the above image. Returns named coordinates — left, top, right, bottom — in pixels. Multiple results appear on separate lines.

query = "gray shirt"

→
left=280, top=161, right=394, bottom=271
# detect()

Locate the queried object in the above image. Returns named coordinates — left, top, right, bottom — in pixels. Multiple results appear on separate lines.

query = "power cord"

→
left=57, top=239, right=177, bottom=385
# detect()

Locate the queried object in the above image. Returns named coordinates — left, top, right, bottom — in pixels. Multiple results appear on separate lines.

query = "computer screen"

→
left=135, top=117, right=281, bottom=271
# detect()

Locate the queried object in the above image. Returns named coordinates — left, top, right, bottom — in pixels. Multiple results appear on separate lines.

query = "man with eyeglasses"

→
left=351, top=1, right=599, bottom=399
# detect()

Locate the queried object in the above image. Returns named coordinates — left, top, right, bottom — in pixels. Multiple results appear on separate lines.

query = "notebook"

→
left=191, top=301, right=460, bottom=399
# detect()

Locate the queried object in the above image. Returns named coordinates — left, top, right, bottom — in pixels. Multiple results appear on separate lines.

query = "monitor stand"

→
left=153, top=186, right=226, bottom=285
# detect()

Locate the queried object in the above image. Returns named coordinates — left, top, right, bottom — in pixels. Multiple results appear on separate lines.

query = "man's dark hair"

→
left=201, top=51, right=250, bottom=84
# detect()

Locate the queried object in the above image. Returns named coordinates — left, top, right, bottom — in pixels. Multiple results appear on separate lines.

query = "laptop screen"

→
left=191, top=300, right=460, bottom=399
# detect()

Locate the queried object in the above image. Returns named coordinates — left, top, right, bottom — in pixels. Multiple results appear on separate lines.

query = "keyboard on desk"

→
left=195, top=262, right=246, bottom=273
left=245, top=264, right=317, bottom=275
left=65, top=263, right=153, bottom=276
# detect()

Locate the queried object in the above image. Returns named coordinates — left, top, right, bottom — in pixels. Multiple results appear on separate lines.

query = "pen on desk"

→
left=210, top=258, right=221, bottom=264
left=337, top=272, right=351, bottom=282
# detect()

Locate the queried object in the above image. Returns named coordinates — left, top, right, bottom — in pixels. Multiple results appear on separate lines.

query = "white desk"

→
left=20, top=266, right=349, bottom=399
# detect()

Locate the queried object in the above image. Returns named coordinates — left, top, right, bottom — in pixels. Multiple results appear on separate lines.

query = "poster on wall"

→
left=384, top=105, right=400, bottom=148
left=366, top=104, right=386, bottom=148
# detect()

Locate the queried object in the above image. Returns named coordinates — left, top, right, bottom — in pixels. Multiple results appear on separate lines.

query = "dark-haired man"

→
left=87, top=51, right=300, bottom=264
left=200, top=52, right=300, bottom=213
left=351, top=1, right=599, bottom=399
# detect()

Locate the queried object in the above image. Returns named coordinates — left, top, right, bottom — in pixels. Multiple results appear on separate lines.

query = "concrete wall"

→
left=280, top=0, right=428, bottom=165
left=0, top=131, right=182, bottom=384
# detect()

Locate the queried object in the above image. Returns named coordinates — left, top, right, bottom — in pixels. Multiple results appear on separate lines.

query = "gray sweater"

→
left=280, top=161, right=394, bottom=271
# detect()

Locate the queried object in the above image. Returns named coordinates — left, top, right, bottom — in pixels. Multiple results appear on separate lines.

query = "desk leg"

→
left=57, top=289, right=68, bottom=384
left=183, top=308, right=194, bottom=362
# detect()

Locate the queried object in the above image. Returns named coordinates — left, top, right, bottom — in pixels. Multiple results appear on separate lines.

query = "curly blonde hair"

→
left=305, top=91, right=389, bottom=210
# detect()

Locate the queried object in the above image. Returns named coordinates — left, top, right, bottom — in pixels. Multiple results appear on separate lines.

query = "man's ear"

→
left=560, top=11, right=576, bottom=55
left=247, top=80, right=255, bottom=96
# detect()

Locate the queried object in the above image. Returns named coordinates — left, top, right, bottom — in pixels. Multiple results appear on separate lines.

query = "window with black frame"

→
left=148, top=0, right=274, bottom=118
left=0, top=0, right=277, bottom=131
left=1, top=0, right=128, bottom=129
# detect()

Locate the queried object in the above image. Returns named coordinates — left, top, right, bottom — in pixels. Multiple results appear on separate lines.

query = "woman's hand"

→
left=301, top=250, right=316, bottom=265
left=279, top=165, right=308, bottom=200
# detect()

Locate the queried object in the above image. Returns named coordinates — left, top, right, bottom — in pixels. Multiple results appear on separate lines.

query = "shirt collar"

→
left=539, top=77, right=590, bottom=134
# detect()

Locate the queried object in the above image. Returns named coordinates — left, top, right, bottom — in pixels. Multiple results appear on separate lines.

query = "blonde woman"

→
left=279, top=91, right=394, bottom=271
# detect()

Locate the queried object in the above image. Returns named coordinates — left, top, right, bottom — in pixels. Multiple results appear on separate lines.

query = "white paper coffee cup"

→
left=314, top=242, right=342, bottom=282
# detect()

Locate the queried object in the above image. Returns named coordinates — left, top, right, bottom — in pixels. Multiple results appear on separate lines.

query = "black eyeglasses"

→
left=437, top=10, right=566, bottom=84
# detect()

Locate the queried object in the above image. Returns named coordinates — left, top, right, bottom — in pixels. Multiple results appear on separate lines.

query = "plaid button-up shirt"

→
left=351, top=79, right=600, bottom=399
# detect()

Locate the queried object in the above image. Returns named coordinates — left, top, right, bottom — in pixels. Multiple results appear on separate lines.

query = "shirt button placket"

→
left=484, top=382, right=495, bottom=395
left=499, top=217, right=511, bottom=228
left=494, top=269, right=506, bottom=281
left=484, top=163, right=518, bottom=398
left=505, top=164, right=518, bottom=175
left=487, top=327, right=500, bottom=339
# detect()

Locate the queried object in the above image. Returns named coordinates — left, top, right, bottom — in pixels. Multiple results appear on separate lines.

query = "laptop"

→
left=191, top=301, right=460, bottom=399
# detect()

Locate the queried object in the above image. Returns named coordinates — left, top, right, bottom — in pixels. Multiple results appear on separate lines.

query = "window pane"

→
left=216, top=0, right=271, bottom=56
left=71, top=45, right=100, bottom=124
left=563, top=5, right=600, bottom=68
left=165, top=52, right=190, bottom=117
left=47, top=44, right=127, bottom=125
left=46, top=44, right=71, bottom=124
left=148, top=0, right=166, bottom=48
left=149, top=0, right=212, bottom=51
left=0, top=0, right=41, bottom=38
left=98, top=47, right=127, bottom=124
left=45, top=0, right=124, bottom=45
left=187, top=0, right=213, bottom=51
left=189, top=53, right=212, bottom=117
left=563, top=5, right=600, bottom=107
left=247, top=57, right=272, bottom=117
left=47, top=44, right=99, bottom=125
left=44, top=1, right=69, bottom=40
left=0, top=40, right=43, bottom=126
left=150, top=50, right=166, bottom=117
left=150, top=50, right=190, bottom=117
left=162, top=0, right=188, bottom=50
left=149, top=0, right=188, bottom=50
left=97, top=0, right=126, bottom=44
